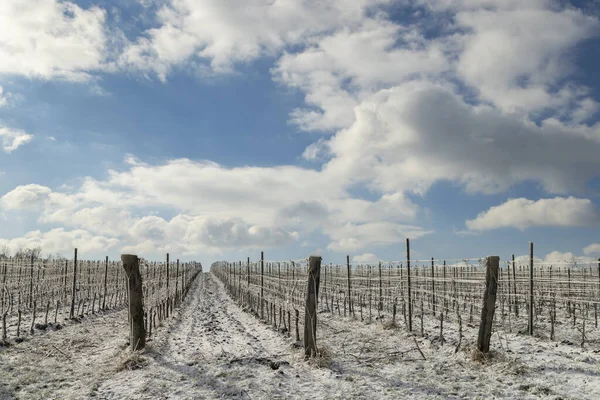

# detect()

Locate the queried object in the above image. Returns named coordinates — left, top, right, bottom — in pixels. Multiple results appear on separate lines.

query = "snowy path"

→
left=2, top=272, right=600, bottom=399
left=96, top=273, right=341, bottom=400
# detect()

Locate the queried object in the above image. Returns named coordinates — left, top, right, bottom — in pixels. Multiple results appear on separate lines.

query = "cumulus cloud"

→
left=0, top=86, right=9, bottom=107
left=583, top=243, right=600, bottom=256
left=326, top=222, right=432, bottom=252
left=0, top=126, right=34, bottom=153
left=352, top=253, right=381, bottom=264
left=452, top=3, right=600, bottom=118
left=1, top=184, right=51, bottom=209
left=0, top=228, right=119, bottom=256
left=513, top=250, right=598, bottom=266
left=0, top=156, right=422, bottom=254
left=465, top=197, right=598, bottom=231
left=320, top=82, right=600, bottom=196
left=120, top=0, right=392, bottom=80
left=0, top=0, right=110, bottom=81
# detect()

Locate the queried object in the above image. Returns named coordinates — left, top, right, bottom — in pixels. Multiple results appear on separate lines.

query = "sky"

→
left=1, top=0, right=600, bottom=268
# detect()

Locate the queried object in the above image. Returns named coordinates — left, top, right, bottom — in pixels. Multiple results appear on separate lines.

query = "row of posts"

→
left=225, top=241, right=599, bottom=355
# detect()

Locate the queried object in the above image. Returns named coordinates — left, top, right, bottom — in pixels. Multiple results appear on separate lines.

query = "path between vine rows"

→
left=2, top=272, right=600, bottom=399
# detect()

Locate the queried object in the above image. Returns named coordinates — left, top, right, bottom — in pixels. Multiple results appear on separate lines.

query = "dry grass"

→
left=307, top=345, right=333, bottom=369
left=466, top=343, right=507, bottom=364
left=382, top=320, right=399, bottom=330
left=115, top=349, right=149, bottom=372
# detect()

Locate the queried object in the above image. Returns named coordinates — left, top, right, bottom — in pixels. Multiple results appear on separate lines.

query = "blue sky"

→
left=1, top=0, right=600, bottom=268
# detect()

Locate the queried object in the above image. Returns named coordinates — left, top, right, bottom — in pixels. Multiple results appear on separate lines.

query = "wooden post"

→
left=529, top=242, right=534, bottom=336
left=122, top=254, right=146, bottom=351
left=70, top=249, right=78, bottom=319
left=304, top=256, right=321, bottom=358
left=477, top=256, right=499, bottom=353
left=431, top=257, right=436, bottom=317
left=29, top=253, right=34, bottom=308
left=175, top=259, right=180, bottom=304
left=247, top=257, right=250, bottom=287
left=443, top=260, right=446, bottom=313
left=406, top=238, right=412, bottom=332
left=102, top=256, right=108, bottom=310
left=346, top=255, right=352, bottom=314
left=260, top=251, right=264, bottom=320
left=378, top=261, right=383, bottom=312
left=512, top=254, right=518, bottom=317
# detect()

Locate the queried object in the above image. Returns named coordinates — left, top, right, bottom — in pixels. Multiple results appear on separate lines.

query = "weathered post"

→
left=29, top=253, right=34, bottom=308
left=529, top=242, right=534, bottom=336
left=122, top=254, right=146, bottom=351
left=477, top=256, right=500, bottom=353
left=346, top=255, right=352, bottom=314
left=102, top=256, right=109, bottom=310
left=70, top=249, right=78, bottom=319
left=406, top=238, right=413, bottom=332
left=304, top=256, right=321, bottom=358
left=378, top=261, right=383, bottom=312
left=512, top=254, right=518, bottom=317
left=260, top=251, right=264, bottom=320
left=431, top=257, right=436, bottom=317
left=166, top=253, right=170, bottom=318
left=175, top=259, right=180, bottom=305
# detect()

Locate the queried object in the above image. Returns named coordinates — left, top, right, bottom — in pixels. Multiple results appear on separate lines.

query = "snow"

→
left=1, top=273, right=599, bottom=399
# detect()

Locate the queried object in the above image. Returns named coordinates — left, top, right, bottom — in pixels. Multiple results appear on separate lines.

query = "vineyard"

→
left=1, top=243, right=600, bottom=399
left=0, top=249, right=202, bottom=345
left=212, top=242, right=600, bottom=354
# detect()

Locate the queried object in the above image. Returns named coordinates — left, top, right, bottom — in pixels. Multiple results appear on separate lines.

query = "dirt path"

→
left=96, top=273, right=339, bottom=400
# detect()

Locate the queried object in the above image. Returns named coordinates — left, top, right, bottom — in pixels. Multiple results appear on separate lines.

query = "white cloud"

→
left=326, top=222, right=432, bottom=252
left=511, top=250, right=597, bottom=267
left=0, top=0, right=110, bottom=81
left=301, top=139, right=328, bottom=161
left=583, top=243, right=600, bottom=256
left=0, top=228, right=119, bottom=256
left=0, top=125, right=34, bottom=153
left=1, top=184, right=51, bottom=209
left=0, top=155, right=425, bottom=254
left=320, top=81, right=600, bottom=197
left=120, top=0, right=392, bottom=80
left=452, top=4, right=600, bottom=117
left=273, top=18, right=448, bottom=132
left=352, top=253, right=381, bottom=264
left=465, top=197, right=598, bottom=231
left=0, top=86, right=9, bottom=107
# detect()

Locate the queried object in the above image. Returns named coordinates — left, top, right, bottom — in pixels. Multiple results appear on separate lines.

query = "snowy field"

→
left=1, top=272, right=599, bottom=399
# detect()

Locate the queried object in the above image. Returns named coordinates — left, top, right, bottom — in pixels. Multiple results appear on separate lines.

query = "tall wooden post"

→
left=304, top=256, right=321, bottom=358
left=346, top=255, right=352, bottom=314
left=247, top=257, right=250, bottom=286
left=406, top=238, right=413, bottom=332
left=260, top=251, right=264, bottom=320
left=431, top=257, right=436, bottom=317
left=70, top=248, right=78, bottom=319
left=528, top=242, right=534, bottom=336
left=122, top=254, right=146, bottom=351
left=102, top=256, right=108, bottom=309
left=512, top=254, right=518, bottom=317
left=29, top=253, right=34, bottom=308
left=477, top=256, right=499, bottom=353
left=378, top=261, right=383, bottom=312
left=175, top=259, right=180, bottom=304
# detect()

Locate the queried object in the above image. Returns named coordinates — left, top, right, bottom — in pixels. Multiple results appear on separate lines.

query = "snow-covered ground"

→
left=1, top=272, right=599, bottom=399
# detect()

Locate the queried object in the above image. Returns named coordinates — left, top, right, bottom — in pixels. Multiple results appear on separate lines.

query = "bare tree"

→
left=0, top=245, right=10, bottom=260
left=14, top=247, right=42, bottom=260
